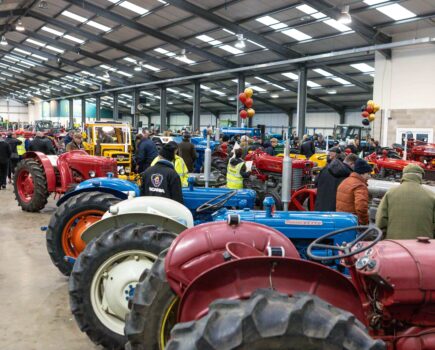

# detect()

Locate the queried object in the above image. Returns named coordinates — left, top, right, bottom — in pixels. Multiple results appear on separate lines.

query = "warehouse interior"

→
left=1, top=0, right=435, bottom=349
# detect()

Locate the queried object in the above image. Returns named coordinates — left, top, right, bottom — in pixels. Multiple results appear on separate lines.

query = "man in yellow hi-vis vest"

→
left=226, top=148, right=250, bottom=189
left=151, top=141, right=189, bottom=187
left=16, top=135, right=26, bottom=157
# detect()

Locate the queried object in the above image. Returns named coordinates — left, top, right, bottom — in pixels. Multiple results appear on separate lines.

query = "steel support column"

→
left=193, top=80, right=201, bottom=132
left=131, top=88, right=140, bottom=129
left=113, top=93, right=119, bottom=120
left=95, top=95, right=101, bottom=121
left=160, top=86, right=167, bottom=132
left=296, top=66, right=308, bottom=138
left=69, top=98, right=74, bottom=129
left=236, top=74, right=245, bottom=127
left=339, top=110, right=346, bottom=124
left=81, top=97, right=86, bottom=126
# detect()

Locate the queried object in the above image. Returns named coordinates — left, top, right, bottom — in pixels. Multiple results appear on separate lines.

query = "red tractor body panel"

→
left=393, top=327, right=435, bottom=350
left=367, top=152, right=425, bottom=172
left=178, top=257, right=365, bottom=324
left=165, top=221, right=298, bottom=296
left=245, top=149, right=311, bottom=173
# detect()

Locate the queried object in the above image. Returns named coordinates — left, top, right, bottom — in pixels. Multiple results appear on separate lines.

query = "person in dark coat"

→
left=6, top=133, right=22, bottom=183
left=263, top=138, right=278, bottom=156
left=300, top=136, right=316, bottom=159
left=63, top=130, right=74, bottom=147
left=0, top=136, right=11, bottom=189
left=28, top=132, right=56, bottom=155
left=141, top=143, right=183, bottom=203
left=178, top=132, right=197, bottom=172
left=136, top=130, right=158, bottom=173
left=314, top=154, right=357, bottom=211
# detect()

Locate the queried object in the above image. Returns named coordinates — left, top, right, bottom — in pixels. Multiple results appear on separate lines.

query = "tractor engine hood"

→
left=246, top=150, right=312, bottom=173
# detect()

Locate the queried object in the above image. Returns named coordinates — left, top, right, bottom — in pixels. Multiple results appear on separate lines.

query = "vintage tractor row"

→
left=13, top=150, right=118, bottom=212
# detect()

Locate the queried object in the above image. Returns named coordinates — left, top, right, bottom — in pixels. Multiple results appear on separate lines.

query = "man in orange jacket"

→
left=336, top=158, right=372, bottom=224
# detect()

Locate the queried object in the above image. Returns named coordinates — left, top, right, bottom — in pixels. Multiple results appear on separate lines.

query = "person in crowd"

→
left=151, top=141, right=189, bottom=187
left=219, top=135, right=230, bottom=155
left=6, top=133, right=22, bottom=183
left=315, top=134, right=327, bottom=149
left=315, top=153, right=358, bottom=211
left=264, top=138, right=278, bottom=156
left=63, top=130, right=74, bottom=147
left=239, top=135, right=251, bottom=158
left=178, top=132, right=197, bottom=172
left=28, top=132, right=56, bottom=155
left=376, top=164, right=435, bottom=239
left=327, top=146, right=342, bottom=163
left=141, top=142, right=183, bottom=203
left=0, top=135, right=11, bottom=189
left=336, top=158, right=372, bottom=224
left=226, top=148, right=251, bottom=189
left=134, top=133, right=143, bottom=158
left=95, top=129, right=114, bottom=156
left=136, top=129, right=158, bottom=173
left=300, top=135, right=316, bottom=158
left=66, top=132, right=84, bottom=152
left=16, top=134, right=26, bottom=157
left=347, top=139, right=358, bottom=154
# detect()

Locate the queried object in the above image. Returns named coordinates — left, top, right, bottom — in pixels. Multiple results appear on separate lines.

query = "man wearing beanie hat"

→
left=141, top=142, right=183, bottom=203
left=336, top=158, right=372, bottom=224
left=376, top=164, right=435, bottom=239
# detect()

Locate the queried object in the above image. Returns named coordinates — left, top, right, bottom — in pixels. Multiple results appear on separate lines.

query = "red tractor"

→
left=13, top=150, right=117, bottom=212
left=406, top=142, right=435, bottom=180
left=245, top=149, right=316, bottom=210
left=125, top=220, right=435, bottom=350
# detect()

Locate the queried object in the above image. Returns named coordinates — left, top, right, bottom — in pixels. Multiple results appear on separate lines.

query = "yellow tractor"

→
left=82, top=122, right=136, bottom=180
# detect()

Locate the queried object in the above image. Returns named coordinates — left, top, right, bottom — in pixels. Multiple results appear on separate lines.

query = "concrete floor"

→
left=0, top=186, right=99, bottom=350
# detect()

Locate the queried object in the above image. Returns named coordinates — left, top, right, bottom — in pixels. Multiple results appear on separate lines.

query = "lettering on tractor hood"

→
left=285, top=220, right=323, bottom=226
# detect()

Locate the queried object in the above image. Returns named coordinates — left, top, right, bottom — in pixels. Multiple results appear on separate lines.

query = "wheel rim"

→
left=159, top=297, right=179, bottom=350
left=90, top=250, right=157, bottom=336
left=61, top=210, right=104, bottom=258
left=17, top=169, right=34, bottom=203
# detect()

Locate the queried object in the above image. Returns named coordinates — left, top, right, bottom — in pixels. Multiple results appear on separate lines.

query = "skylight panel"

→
left=143, top=64, right=160, bottom=72
left=26, top=38, right=45, bottom=46
left=223, top=29, right=235, bottom=35
left=364, top=0, right=389, bottom=5
left=307, top=81, right=321, bottom=88
left=180, top=93, right=192, bottom=98
left=255, top=77, right=270, bottom=83
left=271, top=83, right=286, bottom=90
left=167, top=88, right=178, bottom=93
left=211, top=90, right=226, bottom=96
left=282, top=72, right=298, bottom=80
left=282, top=28, right=312, bottom=41
left=46, top=45, right=64, bottom=54
left=270, top=23, right=288, bottom=30
left=297, top=5, right=326, bottom=19
left=220, top=45, right=243, bottom=55
left=31, top=54, right=48, bottom=61
left=62, top=11, right=87, bottom=23
left=175, top=56, right=196, bottom=64
left=332, top=77, right=351, bottom=85
left=64, top=35, right=85, bottom=44
left=154, top=48, right=169, bottom=54
left=210, top=40, right=222, bottom=46
left=13, top=48, right=31, bottom=55
left=123, top=57, right=137, bottom=63
left=251, top=86, right=267, bottom=92
left=323, top=19, right=351, bottom=32
left=196, top=34, right=214, bottom=42
left=313, top=68, right=333, bottom=77
left=351, top=63, right=374, bottom=72
left=200, top=85, right=211, bottom=90
left=311, top=12, right=327, bottom=19
left=117, top=71, right=133, bottom=77
left=256, top=16, right=279, bottom=26
left=376, top=4, right=416, bottom=20
left=87, top=20, right=112, bottom=32
left=141, top=91, right=154, bottom=96
left=41, top=26, right=64, bottom=36
left=117, top=1, right=148, bottom=15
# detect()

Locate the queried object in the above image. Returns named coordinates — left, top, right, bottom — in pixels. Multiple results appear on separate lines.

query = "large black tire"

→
left=211, top=157, right=227, bottom=176
left=166, top=289, right=386, bottom=350
left=13, top=158, right=49, bottom=212
left=125, top=250, right=177, bottom=350
left=46, top=191, right=122, bottom=276
left=69, top=224, right=176, bottom=350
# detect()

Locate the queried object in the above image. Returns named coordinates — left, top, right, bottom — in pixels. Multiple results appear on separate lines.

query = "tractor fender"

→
left=24, top=151, right=57, bottom=192
left=56, top=187, right=130, bottom=206
left=178, top=257, right=365, bottom=325
left=80, top=213, right=188, bottom=244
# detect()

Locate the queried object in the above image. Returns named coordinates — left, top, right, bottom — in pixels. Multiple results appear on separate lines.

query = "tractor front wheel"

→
left=166, top=289, right=385, bottom=350
left=69, top=224, right=176, bottom=350
left=46, top=191, right=121, bottom=276
left=13, top=158, right=49, bottom=212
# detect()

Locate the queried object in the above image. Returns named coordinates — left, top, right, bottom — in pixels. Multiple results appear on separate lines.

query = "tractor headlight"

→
left=89, top=170, right=96, bottom=178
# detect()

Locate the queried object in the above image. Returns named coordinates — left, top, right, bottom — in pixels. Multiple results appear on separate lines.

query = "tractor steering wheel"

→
left=307, top=226, right=383, bottom=261
left=196, top=190, right=238, bottom=213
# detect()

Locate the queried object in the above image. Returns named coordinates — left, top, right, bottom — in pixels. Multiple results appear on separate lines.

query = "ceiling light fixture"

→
left=327, top=90, right=337, bottom=94
left=270, top=93, right=279, bottom=99
left=338, top=5, right=352, bottom=24
left=0, top=36, right=8, bottom=46
left=39, top=0, right=48, bottom=9
left=16, top=21, right=25, bottom=31
left=235, top=34, right=246, bottom=49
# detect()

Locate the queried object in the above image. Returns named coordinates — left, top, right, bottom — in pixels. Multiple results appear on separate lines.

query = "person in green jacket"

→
left=376, top=164, right=435, bottom=239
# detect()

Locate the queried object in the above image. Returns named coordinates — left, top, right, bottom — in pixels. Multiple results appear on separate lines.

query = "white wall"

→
left=0, top=99, right=28, bottom=122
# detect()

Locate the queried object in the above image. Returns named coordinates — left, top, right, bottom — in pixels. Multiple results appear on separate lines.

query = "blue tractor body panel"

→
left=220, top=127, right=261, bottom=138
left=190, top=137, right=221, bottom=172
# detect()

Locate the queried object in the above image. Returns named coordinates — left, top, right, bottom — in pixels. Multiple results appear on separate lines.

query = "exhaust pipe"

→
left=281, top=134, right=292, bottom=211
left=204, top=134, right=211, bottom=188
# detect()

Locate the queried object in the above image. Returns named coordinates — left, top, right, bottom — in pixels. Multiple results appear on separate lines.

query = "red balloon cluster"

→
left=361, top=100, right=380, bottom=126
left=238, top=88, right=255, bottom=119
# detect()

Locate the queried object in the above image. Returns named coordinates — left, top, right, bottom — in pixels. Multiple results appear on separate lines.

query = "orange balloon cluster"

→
left=238, top=87, right=255, bottom=119
left=361, top=100, right=380, bottom=126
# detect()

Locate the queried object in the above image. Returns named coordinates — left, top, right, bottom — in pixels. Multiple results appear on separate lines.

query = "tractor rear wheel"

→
left=69, top=223, right=176, bottom=350
left=211, top=157, right=227, bottom=176
left=46, top=191, right=121, bottom=276
left=13, top=158, right=49, bottom=212
left=125, top=250, right=178, bottom=350
left=166, top=289, right=385, bottom=350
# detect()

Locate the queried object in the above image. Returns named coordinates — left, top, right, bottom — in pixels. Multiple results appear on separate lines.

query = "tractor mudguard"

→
left=80, top=213, right=187, bottom=244
left=56, top=187, right=129, bottom=206
left=24, top=151, right=56, bottom=192
left=178, top=257, right=365, bottom=325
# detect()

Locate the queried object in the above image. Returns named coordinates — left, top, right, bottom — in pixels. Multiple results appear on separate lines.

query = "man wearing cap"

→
left=376, top=164, right=435, bottom=239
left=141, top=143, right=183, bottom=203
left=178, top=132, right=197, bottom=172
left=66, top=132, right=84, bottom=152
left=336, top=158, right=372, bottom=224
left=136, top=129, right=158, bottom=173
